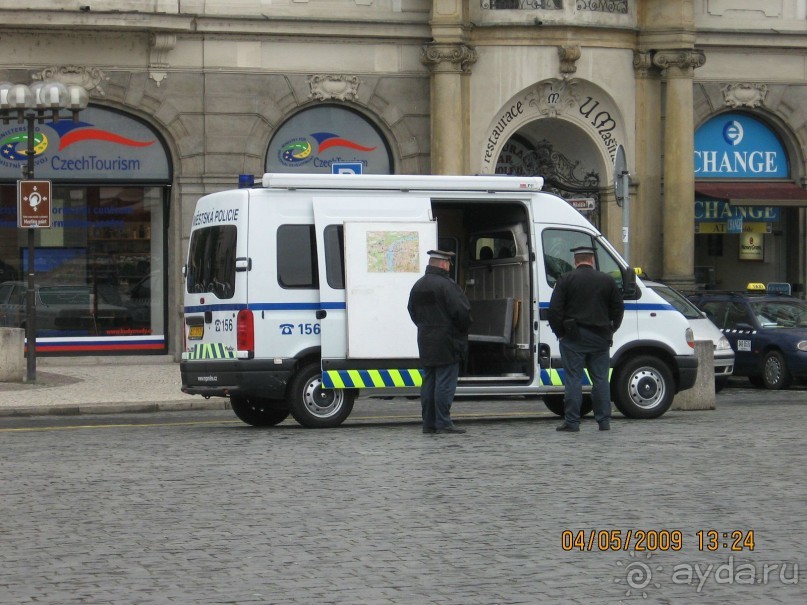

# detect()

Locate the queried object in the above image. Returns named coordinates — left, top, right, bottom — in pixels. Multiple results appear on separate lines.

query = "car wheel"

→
left=543, top=394, right=593, bottom=417
left=288, top=363, right=356, bottom=428
left=613, top=355, right=674, bottom=419
left=760, top=350, right=792, bottom=390
left=714, top=376, right=729, bottom=393
left=230, top=396, right=290, bottom=427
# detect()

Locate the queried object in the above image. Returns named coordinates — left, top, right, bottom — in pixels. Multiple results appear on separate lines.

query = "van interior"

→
left=433, top=200, right=534, bottom=384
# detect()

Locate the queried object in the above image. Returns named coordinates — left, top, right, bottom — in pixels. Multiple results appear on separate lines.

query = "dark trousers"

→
left=559, top=327, right=612, bottom=427
left=420, top=363, right=460, bottom=430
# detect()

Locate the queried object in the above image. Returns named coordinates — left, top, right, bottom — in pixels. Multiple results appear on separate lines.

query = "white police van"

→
left=180, top=173, right=697, bottom=427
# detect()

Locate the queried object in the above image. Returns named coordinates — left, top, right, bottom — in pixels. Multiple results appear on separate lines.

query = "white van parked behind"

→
left=180, top=174, right=698, bottom=427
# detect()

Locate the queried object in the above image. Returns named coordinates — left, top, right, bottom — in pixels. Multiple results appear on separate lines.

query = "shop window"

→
left=0, top=185, right=165, bottom=344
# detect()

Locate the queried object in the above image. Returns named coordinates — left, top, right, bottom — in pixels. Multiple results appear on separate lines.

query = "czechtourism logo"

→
left=278, top=131, right=377, bottom=167
left=0, top=119, right=154, bottom=162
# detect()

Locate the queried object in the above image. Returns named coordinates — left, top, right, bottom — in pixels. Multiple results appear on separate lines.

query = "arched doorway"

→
left=494, top=124, right=604, bottom=228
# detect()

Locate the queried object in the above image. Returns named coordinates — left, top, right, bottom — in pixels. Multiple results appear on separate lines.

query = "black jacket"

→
left=407, top=265, right=472, bottom=366
left=547, top=264, right=624, bottom=340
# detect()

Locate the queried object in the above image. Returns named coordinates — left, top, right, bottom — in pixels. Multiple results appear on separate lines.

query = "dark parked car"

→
left=0, top=281, right=133, bottom=336
left=687, top=286, right=807, bottom=389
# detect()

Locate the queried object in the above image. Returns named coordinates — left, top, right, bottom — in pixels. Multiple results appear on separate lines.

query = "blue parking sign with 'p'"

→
left=332, top=162, right=363, bottom=175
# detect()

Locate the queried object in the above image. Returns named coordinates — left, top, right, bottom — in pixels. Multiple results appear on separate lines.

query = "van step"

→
left=459, top=374, right=529, bottom=382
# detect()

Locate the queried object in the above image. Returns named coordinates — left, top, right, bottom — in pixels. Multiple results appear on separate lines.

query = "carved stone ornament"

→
left=633, top=50, right=654, bottom=77
left=149, top=32, right=177, bottom=86
left=652, top=49, right=706, bottom=74
left=32, top=65, right=108, bottom=97
left=420, top=43, right=478, bottom=73
left=307, top=74, right=360, bottom=102
left=558, top=45, right=581, bottom=77
left=526, top=78, right=580, bottom=118
left=722, top=82, right=768, bottom=108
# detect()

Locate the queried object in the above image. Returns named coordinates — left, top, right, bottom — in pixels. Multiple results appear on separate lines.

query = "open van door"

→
left=312, top=197, right=436, bottom=390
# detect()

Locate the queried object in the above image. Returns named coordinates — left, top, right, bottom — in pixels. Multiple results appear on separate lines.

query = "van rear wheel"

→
left=230, top=396, right=290, bottom=427
left=288, top=363, right=355, bottom=428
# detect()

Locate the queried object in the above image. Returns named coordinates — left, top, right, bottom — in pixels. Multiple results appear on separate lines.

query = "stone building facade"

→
left=1, top=0, right=806, bottom=357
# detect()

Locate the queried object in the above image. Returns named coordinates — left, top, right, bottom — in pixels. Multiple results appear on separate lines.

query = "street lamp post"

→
left=0, top=80, right=89, bottom=381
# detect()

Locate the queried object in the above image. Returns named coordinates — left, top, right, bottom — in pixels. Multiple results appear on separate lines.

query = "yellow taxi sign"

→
left=746, top=282, right=766, bottom=292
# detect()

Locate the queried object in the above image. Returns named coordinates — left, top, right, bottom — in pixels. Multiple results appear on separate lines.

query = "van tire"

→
left=612, top=356, right=674, bottom=419
left=288, top=363, right=355, bottom=428
left=230, top=396, right=290, bottom=427
left=543, top=395, right=593, bottom=417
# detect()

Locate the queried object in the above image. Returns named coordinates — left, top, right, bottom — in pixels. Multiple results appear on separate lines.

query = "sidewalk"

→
left=0, top=355, right=230, bottom=417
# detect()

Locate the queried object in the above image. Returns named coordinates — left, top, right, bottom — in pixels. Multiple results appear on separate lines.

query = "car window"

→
left=749, top=300, right=807, bottom=328
left=700, top=301, right=729, bottom=329
left=724, top=302, right=753, bottom=329
left=649, top=285, right=702, bottom=320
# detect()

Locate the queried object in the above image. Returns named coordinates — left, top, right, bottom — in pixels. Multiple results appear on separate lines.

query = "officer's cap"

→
left=570, top=245, right=596, bottom=256
left=427, top=249, right=455, bottom=261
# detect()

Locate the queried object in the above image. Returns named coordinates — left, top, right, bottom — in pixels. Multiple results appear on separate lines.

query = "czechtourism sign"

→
left=0, top=106, right=169, bottom=182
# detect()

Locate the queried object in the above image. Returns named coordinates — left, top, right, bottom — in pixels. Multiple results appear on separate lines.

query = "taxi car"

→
left=643, top=280, right=735, bottom=392
left=687, top=284, right=807, bottom=389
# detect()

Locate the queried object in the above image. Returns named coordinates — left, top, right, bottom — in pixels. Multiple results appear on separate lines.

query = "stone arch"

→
left=476, top=78, right=629, bottom=186
left=255, top=73, right=428, bottom=175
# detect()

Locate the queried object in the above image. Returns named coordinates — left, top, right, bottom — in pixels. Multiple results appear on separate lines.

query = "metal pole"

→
left=621, top=170, right=630, bottom=265
left=24, top=112, right=37, bottom=382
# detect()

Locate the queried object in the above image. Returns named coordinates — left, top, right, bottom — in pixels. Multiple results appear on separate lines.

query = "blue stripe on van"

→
left=183, top=301, right=347, bottom=313
left=537, top=301, right=674, bottom=311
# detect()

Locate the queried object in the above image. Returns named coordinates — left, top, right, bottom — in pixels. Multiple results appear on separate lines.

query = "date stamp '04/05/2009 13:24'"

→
left=561, top=529, right=756, bottom=553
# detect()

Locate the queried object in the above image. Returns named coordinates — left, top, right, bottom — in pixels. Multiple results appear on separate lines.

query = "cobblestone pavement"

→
left=1, top=387, right=806, bottom=604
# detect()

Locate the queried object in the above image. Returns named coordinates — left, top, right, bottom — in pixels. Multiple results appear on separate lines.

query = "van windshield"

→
left=186, top=226, right=237, bottom=299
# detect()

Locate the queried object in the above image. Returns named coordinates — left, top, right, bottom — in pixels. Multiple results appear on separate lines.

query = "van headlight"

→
left=716, top=336, right=732, bottom=351
left=797, top=341, right=807, bottom=352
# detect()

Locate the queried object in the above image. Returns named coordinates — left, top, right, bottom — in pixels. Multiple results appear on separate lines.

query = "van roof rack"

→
left=262, top=173, right=544, bottom=192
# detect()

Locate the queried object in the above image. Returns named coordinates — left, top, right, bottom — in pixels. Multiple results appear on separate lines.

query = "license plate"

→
left=188, top=325, right=204, bottom=340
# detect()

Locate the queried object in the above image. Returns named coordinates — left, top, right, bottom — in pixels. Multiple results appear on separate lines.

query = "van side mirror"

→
left=622, top=268, right=637, bottom=299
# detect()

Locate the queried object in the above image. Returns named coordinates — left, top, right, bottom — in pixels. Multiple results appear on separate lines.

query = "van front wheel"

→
left=288, top=363, right=356, bottom=428
left=613, top=356, right=674, bottom=419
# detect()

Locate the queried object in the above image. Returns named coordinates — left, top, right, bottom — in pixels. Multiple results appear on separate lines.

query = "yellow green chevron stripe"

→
left=181, top=343, right=237, bottom=360
left=539, top=368, right=613, bottom=386
left=322, top=368, right=423, bottom=389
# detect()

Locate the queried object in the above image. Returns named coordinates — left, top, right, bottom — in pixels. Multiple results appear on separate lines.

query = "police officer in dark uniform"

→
left=407, top=250, right=472, bottom=434
left=548, top=245, right=624, bottom=432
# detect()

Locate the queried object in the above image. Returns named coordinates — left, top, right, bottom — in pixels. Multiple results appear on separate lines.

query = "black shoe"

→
left=422, top=427, right=436, bottom=434
left=436, top=426, right=467, bottom=434
left=598, top=421, right=611, bottom=431
left=556, top=424, right=580, bottom=432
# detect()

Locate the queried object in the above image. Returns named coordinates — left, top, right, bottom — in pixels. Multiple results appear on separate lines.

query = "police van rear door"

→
left=183, top=190, right=249, bottom=361
left=312, top=196, right=435, bottom=391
